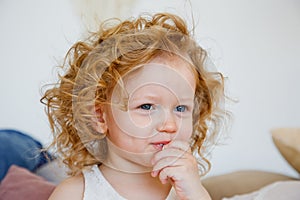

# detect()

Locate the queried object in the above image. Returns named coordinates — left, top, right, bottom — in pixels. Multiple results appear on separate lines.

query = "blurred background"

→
left=0, top=0, right=299, bottom=177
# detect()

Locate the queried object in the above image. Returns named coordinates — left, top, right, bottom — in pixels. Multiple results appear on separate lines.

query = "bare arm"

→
left=48, top=175, right=84, bottom=200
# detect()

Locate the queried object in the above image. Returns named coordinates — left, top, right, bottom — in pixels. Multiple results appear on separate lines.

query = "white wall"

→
left=0, top=0, right=82, bottom=143
left=1, top=0, right=299, bottom=178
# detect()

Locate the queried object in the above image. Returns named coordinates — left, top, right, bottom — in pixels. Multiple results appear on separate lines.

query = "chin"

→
left=106, top=140, right=156, bottom=172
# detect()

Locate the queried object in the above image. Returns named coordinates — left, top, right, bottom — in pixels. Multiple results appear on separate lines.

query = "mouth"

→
left=151, top=141, right=171, bottom=151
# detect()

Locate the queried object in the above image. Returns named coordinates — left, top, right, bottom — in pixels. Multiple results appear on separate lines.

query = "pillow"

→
left=271, top=128, right=300, bottom=173
left=223, top=180, right=300, bottom=200
left=202, top=170, right=294, bottom=200
left=0, top=129, right=52, bottom=180
left=35, top=159, right=69, bottom=184
left=0, top=165, right=55, bottom=200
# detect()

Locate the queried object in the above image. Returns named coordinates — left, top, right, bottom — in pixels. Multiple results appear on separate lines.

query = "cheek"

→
left=129, top=112, right=152, bottom=128
left=111, top=112, right=152, bottom=138
left=176, top=118, right=193, bottom=141
left=108, top=108, right=138, bottom=133
left=109, top=105, right=159, bottom=138
left=105, top=111, right=150, bottom=152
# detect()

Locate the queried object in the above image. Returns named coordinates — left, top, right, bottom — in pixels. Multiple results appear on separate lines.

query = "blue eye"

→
left=175, top=105, right=186, bottom=112
left=139, top=104, right=153, bottom=110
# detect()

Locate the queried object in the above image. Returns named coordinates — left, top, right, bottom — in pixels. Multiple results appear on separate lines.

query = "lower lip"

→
left=151, top=141, right=170, bottom=151
left=152, top=144, right=164, bottom=151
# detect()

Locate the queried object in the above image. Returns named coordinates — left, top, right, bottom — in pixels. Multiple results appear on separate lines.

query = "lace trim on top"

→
left=83, top=165, right=126, bottom=200
left=82, top=165, right=177, bottom=200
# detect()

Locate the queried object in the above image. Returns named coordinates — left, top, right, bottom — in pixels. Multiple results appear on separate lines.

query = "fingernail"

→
left=151, top=171, right=156, bottom=177
left=161, top=179, right=168, bottom=184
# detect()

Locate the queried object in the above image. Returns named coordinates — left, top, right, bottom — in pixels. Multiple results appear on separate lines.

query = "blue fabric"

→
left=0, top=129, right=51, bottom=181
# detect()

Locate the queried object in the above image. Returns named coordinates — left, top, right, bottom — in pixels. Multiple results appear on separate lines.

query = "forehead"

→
left=121, top=55, right=196, bottom=97
left=150, top=54, right=196, bottom=82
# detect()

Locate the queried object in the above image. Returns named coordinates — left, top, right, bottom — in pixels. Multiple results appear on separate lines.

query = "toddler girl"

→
left=42, top=12, right=226, bottom=200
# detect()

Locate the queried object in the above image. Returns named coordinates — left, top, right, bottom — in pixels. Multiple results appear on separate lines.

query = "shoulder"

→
left=48, top=174, right=84, bottom=200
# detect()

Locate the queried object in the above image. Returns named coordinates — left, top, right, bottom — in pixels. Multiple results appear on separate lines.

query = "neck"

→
left=100, top=163, right=158, bottom=184
left=100, top=164, right=172, bottom=199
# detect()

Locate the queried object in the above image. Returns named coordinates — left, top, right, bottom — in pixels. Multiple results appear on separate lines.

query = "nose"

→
left=157, top=111, right=177, bottom=134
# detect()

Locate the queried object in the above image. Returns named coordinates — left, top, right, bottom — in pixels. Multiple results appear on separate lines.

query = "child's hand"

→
left=151, top=140, right=211, bottom=200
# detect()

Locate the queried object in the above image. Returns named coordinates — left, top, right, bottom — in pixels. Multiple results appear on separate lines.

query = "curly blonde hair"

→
left=41, top=13, right=226, bottom=176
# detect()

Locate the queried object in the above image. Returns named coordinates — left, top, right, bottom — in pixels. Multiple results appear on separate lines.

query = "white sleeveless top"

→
left=82, top=165, right=178, bottom=200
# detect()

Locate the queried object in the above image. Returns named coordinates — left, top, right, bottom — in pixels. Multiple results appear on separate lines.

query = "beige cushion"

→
left=202, top=170, right=294, bottom=200
left=271, top=128, right=300, bottom=173
left=223, top=180, right=300, bottom=200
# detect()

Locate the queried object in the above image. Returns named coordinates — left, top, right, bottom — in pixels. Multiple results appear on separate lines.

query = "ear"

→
left=93, top=105, right=108, bottom=134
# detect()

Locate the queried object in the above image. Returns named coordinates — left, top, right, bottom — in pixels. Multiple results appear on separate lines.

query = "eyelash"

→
left=175, top=105, right=187, bottom=112
left=139, top=104, right=153, bottom=110
left=138, top=104, right=188, bottom=112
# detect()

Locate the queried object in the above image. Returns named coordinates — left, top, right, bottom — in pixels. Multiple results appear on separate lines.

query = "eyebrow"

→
left=130, top=95, right=194, bottom=103
left=130, top=94, right=160, bottom=102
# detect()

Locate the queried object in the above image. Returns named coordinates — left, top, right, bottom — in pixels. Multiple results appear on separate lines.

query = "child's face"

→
left=102, top=55, right=196, bottom=170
